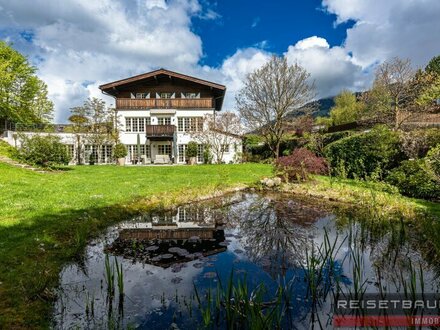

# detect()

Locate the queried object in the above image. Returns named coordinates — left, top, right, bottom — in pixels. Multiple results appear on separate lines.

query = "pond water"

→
left=53, top=191, right=439, bottom=329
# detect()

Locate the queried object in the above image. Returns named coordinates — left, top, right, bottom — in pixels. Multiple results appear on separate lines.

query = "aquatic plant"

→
left=193, top=270, right=286, bottom=329
left=104, top=254, right=115, bottom=299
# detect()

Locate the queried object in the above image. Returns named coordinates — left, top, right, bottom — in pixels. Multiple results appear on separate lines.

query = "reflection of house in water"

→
left=106, top=205, right=227, bottom=268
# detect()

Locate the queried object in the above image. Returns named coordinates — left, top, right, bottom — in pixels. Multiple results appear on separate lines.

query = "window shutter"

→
left=130, top=93, right=135, bottom=99
left=156, top=92, right=160, bottom=99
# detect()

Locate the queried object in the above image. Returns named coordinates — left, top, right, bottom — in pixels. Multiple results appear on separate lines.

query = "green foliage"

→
left=0, top=41, right=53, bottom=124
left=306, top=131, right=354, bottom=156
left=330, top=90, right=364, bottom=125
left=17, top=134, right=69, bottom=167
left=387, top=160, right=440, bottom=200
left=203, top=145, right=213, bottom=164
left=417, top=74, right=440, bottom=106
left=425, top=55, right=440, bottom=76
left=113, top=143, right=127, bottom=159
left=186, top=141, right=198, bottom=158
left=324, top=126, right=403, bottom=179
left=243, top=134, right=264, bottom=147
left=426, top=144, right=440, bottom=181
left=399, top=128, right=440, bottom=158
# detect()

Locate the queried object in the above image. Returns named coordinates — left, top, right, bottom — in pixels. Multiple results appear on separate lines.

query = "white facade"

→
left=2, top=130, right=114, bottom=165
left=2, top=110, right=243, bottom=165
left=117, top=108, right=242, bottom=165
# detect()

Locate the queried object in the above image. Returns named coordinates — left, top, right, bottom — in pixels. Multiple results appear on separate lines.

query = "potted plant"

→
left=114, top=143, right=127, bottom=166
left=89, top=153, right=95, bottom=165
left=186, top=141, right=198, bottom=165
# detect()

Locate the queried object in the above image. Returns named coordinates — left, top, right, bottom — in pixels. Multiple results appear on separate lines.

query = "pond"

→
left=53, top=191, right=439, bottom=329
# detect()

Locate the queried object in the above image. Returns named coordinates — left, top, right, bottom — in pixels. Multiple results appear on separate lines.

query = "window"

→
left=177, top=117, right=204, bottom=132
left=100, top=145, right=113, bottom=164
left=125, top=117, right=151, bottom=132
left=127, top=145, right=151, bottom=162
left=178, top=144, right=203, bottom=163
left=221, top=144, right=230, bottom=153
left=135, top=93, right=149, bottom=99
left=132, top=118, right=138, bottom=132
left=158, top=144, right=172, bottom=156
left=178, top=144, right=186, bottom=163
left=157, top=117, right=171, bottom=125
left=178, top=207, right=186, bottom=221
left=197, top=117, right=204, bottom=131
left=160, top=92, right=172, bottom=99
left=178, top=118, right=184, bottom=132
left=184, top=92, right=198, bottom=99
left=65, top=144, right=74, bottom=160
left=125, top=117, right=132, bottom=132
left=197, top=144, right=204, bottom=163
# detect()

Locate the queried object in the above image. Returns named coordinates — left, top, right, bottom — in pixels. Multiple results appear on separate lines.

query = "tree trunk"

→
left=275, top=142, right=280, bottom=159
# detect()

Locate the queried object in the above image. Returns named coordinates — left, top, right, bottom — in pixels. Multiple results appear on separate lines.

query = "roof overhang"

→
left=99, top=68, right=226, bottom=111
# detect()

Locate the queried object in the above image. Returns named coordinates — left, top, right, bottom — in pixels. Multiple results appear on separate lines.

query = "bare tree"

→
left=363, top=57, right=416, bottom=129
left=69, top=98, right=114, bottom=164
left=191, top=111, right=243, bottom=164
left=236, top=56, right=315, bottom=158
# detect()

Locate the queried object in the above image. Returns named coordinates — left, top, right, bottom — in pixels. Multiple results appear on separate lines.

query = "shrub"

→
left=306, top=131, right=354, bottom=156
left=18, top=134, right=69, bottom=167
left=386, top=160, right=440, bottom=200
left=426, top=144, right=440, bottom=181
left=275, top=148, right=328, bottom=182
left=203, top=145, right=213, bottom=164
left=113, top=143, right=127, bottom=159
left=324, top=126, right=403, bottom=179
left=400, top=128, right=440, bottom=159
left=186, top=141, right=198, bottom=158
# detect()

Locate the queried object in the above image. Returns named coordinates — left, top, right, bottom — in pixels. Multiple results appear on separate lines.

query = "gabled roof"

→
left=99, top=68, right=226, bottom=91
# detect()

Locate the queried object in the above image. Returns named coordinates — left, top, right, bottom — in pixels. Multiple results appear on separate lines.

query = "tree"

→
left=69, top=98, right=115, bottom=164
left=425, top=55, right=440, bottom=76
left=0, top=41, right=53, bottom=125
left=236, top=56, right=315, bottom=158
left=318, top=90, right=364, bottom=127
left=191, top=111, right=242, bottom=164
left=329, top=91, right=364, bottom=125
left=363, top=57, right=415, bottom=129
left=417, top=74, right=440, bottom=106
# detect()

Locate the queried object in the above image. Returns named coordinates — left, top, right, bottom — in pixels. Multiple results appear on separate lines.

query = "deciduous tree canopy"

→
left=236, top=56, right=315, bottom=158
left=0, top=41, right=53, bottom=125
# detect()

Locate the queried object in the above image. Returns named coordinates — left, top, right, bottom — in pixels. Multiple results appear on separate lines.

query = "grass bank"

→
left=281, top=175, right=440, bottom=220
left=0, top=161, right=272, bottom=328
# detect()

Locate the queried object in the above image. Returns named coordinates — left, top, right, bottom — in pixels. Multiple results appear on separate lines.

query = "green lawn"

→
left=0, top=162, right=272, bottom=328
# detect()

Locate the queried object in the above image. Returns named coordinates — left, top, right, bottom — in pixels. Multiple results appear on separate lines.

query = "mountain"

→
left=285, top=97, right=335, bottom=120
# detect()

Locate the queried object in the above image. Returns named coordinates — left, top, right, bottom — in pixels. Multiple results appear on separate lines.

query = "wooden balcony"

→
left=116, top=98, right=213, bottom=109
left=146, top=125, right=175, bottom=139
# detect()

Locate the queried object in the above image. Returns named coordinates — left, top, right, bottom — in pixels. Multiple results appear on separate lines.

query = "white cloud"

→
left=0, top=0, right=206, bottom=122
left=322, top=0, right=440, bottom=68
left=0, top=0, right=439, bottom=122
left=284, top=36, right=370, bottom=98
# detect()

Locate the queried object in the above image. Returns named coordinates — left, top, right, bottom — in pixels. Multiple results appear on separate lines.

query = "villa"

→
left=100, top=69, right=241, bottom=164
left=2, top=69, right=243, bottom=165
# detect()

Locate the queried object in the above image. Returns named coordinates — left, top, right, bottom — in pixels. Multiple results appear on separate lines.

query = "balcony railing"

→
left=116, top=98, right=213, bottom=109
left=146, top=125, right=175, bottom=138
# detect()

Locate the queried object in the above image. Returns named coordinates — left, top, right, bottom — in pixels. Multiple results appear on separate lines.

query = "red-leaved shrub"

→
left=275, top=148, right=328, bottom=181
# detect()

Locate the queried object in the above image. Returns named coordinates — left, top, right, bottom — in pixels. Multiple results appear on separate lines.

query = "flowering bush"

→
left=275, top=148, right=328, bottom=182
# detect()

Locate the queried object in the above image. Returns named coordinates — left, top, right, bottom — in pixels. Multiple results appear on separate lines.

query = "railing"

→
left=116, top=98, right=213, bottom=109
left=146, top=124, right=175, bottom=137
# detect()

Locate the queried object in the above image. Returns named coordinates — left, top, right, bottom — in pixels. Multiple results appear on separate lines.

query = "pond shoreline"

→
left=2, top=169, right=439, bottom=329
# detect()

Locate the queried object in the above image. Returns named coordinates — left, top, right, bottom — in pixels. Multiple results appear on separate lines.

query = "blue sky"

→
left=0, top=0, right=439, bottom=122
left=193, top=0, right=354, bottom=67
